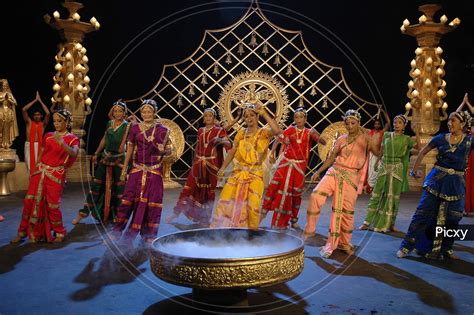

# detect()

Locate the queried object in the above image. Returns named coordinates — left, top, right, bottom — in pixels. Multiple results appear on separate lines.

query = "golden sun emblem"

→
left=218, top=71, right=289, bottom=130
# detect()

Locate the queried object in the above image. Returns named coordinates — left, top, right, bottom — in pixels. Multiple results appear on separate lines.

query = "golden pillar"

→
left=45, top=0, right=100, bottom=182
left=401, top=4, right=460, bottom=190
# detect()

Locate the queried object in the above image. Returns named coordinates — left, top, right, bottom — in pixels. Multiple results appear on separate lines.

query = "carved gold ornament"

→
left=218, top=71, right=289, bottom=130
left=318, top=121, right=348, bottom=160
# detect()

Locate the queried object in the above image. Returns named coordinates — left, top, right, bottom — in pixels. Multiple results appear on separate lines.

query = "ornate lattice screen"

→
left=127, top=1, right=382, bottom=179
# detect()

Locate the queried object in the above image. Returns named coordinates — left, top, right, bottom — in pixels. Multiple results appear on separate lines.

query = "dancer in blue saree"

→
left=398, top=110, right=473, bottom=260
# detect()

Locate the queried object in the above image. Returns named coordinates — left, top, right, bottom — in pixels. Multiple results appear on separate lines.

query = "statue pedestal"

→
left=0, top=149, right=19, bottom=195
left=163, top=180, right=182, bottom=189
left=8, top=162, right=29, bottom=192
left=0, top=159, right=15, bottom=195
left=66, top=152, right=92, bottom=183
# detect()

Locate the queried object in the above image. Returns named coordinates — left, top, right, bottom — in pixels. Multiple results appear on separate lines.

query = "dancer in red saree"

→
left=167, top=108, right=231, bottom=226
left=262, top=107, right=326, bottom=229
left=12, top=109, right=79, bottom=243
left=456, top=93, right=474, bottom=215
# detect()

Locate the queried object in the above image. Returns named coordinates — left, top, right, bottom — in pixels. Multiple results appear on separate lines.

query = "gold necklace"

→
left=203, top=126, right=214, bottom=148
left=295, top=127, right=305, bottom=144
left=140, top=123, right=156, bottom=142
left=447, top=133, right=464, bottom=152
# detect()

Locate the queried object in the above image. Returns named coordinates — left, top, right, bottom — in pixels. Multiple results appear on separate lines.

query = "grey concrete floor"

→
left=0, top=182, right=473, bottom=314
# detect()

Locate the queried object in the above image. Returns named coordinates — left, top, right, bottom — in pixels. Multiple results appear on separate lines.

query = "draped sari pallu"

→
left=113, top=123, right=168, bottom=241
left=305, top=134, right=368, bottom=256
left=18, top=133, right=79, bottom=242
left=80, top=120, right=130, bottom=222
left=400, top=134, right=473, bottom=259
left=263, top=126, right=314, bottom=229
left=364, top=133, right=414, bottom=232
left=173, top=126, right=227, bottom=224
left=212, top=128, right=270, bottom=229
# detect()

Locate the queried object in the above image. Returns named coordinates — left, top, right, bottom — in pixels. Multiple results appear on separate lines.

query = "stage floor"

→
left=1, top=183, right=473, bottom=314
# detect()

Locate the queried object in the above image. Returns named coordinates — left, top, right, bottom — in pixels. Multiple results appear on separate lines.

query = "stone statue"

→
left=0, top=79, right=19, bottom=150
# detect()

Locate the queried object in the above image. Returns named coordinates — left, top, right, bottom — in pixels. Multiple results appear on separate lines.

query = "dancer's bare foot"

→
left=339, top=244, right=355, bottom=256
left=358, top=224, right=369, bottom=230
left=396, top=249, right=408, bottom=258
left=291, top=222, right=301, bottom=229
left=445, top=251, right=460, bottom=260
left=302, top=230, right=316, bottom=241
left=53, top=236, right=64, bottom=243
left=11, top=234, right=25, bottom=244
left=390, top=226, right=401, bottom=233
left=72, top=214, right=84, bottom=225
left=165, top=213, right=178, bottom=224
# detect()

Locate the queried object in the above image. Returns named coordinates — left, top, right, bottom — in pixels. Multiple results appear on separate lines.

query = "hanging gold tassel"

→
left=213, top=63, right=220, bottom=76
left=249, top=32, right=258, bottom=47
left=200, top=95, right=207, bottom=107
left=201, top=74, right=208, bottom=86
left=189, top=85, right=195, bottom=96
left=285, top=65, right=293, bottom=77
left=177, top=94, right=183, bottom=107
left=238, top=42, right=245, bottom=56
left=225, top=52, right=232, bottom=65
left=273, top=54, right=281, bottom=67
left=298, top=76, right=305, bottom=88
left=299, top=97, right=304, bottom=107
left=322, top=98, right=328, bottom=109
left=262, top=43, right=269, bottom=56
left=310, top=86, right=317, bottom=96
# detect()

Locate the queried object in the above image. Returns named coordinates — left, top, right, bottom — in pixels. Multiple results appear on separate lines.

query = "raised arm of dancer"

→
left=460, top=93, right=474, bottom=114
left=21, top=95, right=38, bottom=123
left=410, top=143, right=434, bottom=179
left=120, top=142, right=135, bottom=181
left=223, top=108, right=242, bottom=131
left=37, top=92, right=51, bottom=126
left=256, top=102, right=281, bottom=136
left=382, top=109, right=391, bottom=132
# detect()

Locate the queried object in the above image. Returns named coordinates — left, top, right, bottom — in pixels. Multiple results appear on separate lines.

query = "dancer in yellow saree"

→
left=211, top=102, right=281, bottom=229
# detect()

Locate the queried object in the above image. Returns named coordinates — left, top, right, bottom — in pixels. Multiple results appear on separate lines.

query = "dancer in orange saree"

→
left=12, top=109, right=79, bottom=243
left=262, top=107, right=326, bottom=229
left=303, top=109, right=378, bottom=258
left=167, top=108, right=231, bottom=226
left=211, top=102, right=281, bottom=229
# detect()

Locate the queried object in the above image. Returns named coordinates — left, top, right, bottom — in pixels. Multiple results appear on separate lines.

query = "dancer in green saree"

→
left=73, top=101, right=131, bottom=224
left=359, top=114, right=415, bottom=233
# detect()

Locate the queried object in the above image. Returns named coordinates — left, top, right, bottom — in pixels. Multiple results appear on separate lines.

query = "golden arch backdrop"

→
left=125, top=1, right=383, bottom=180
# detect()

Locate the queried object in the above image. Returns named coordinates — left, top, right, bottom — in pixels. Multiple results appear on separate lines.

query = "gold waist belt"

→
left=434, top=165, right=464, bottom=176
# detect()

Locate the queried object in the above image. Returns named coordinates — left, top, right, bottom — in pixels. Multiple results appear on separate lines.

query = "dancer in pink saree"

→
left=303, top=110, right=378, bottom=258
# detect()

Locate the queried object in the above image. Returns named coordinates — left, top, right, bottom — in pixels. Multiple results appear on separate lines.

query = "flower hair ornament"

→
left=112, top=99, right=127, bottom=111
left=394, top=114, right=408, bottom=125
left=294, top=107, right=307, bottom=116
left=342, top=109, right=361, bottom=122
left=54, top=109, right=73, bottom=129
left=451, top=110, right=472, bottom=131
left=140, top=99, right=158, bottom=112
left=204, top=107, right=217, bottom=117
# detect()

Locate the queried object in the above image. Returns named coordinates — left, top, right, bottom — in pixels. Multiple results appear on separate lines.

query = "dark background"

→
left=1, top=0, right=473, bottom=158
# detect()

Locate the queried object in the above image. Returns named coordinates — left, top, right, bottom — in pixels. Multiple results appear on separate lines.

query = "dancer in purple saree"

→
left=112, top=99, right=170, bottom=244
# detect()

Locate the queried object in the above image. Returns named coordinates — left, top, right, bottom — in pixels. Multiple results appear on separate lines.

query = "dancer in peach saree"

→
left=303, top=109, right=379, bottom=258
